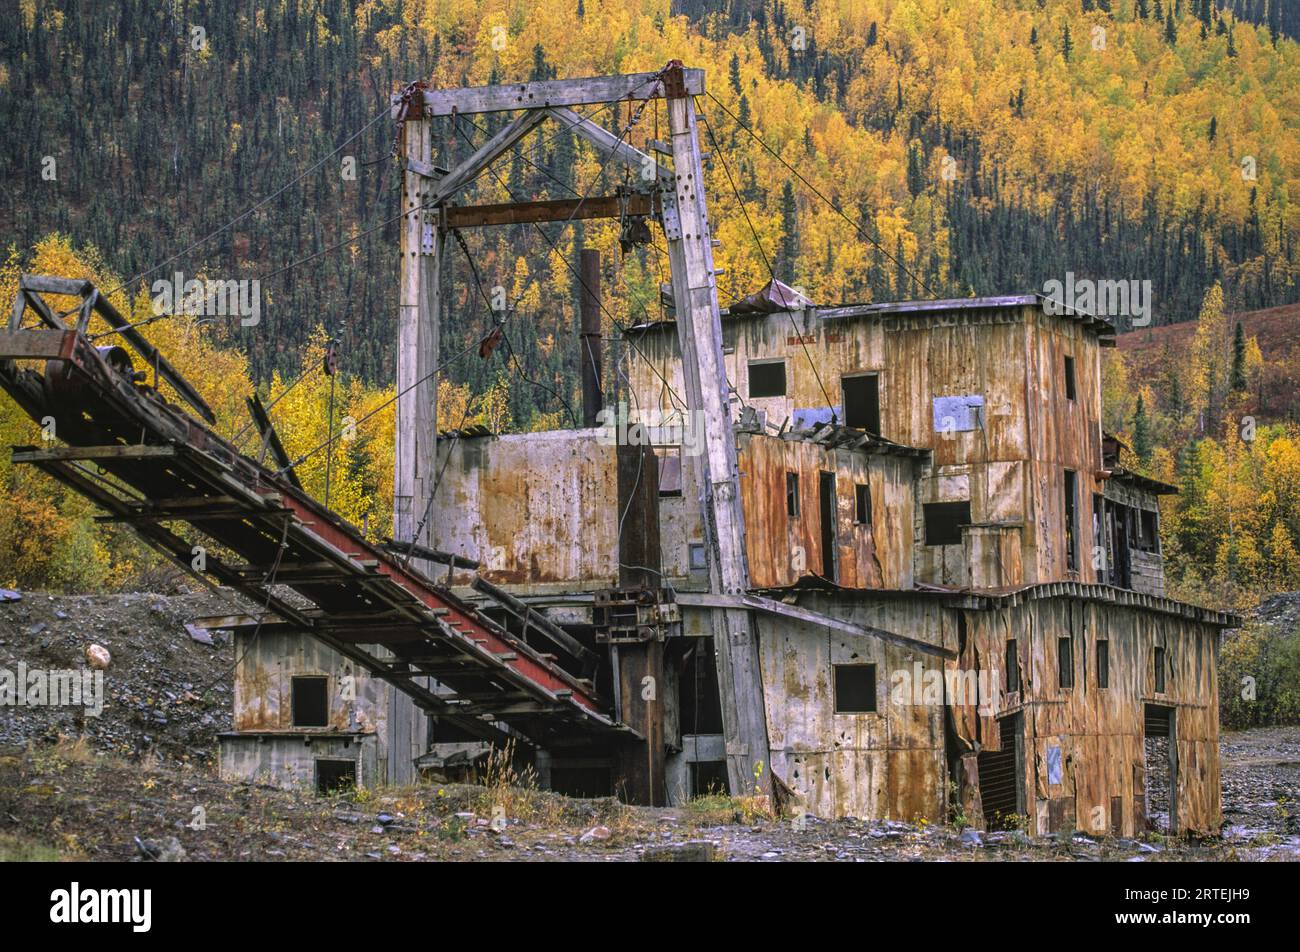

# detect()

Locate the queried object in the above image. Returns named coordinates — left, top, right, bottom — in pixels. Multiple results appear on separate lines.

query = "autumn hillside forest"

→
left=1, top=0, right=1299, bottom=685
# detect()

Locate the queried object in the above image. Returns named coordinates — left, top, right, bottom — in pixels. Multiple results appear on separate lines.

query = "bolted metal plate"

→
left=659, top=192, right=682, bottom=240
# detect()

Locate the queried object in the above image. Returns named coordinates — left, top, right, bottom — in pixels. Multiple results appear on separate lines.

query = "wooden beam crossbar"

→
left=444, top=193, right=652, bottom=229
left=401, top=69, right=705, bottom=118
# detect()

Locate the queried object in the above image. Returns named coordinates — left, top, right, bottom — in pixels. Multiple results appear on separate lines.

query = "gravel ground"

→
left=0, top=591, right=1297, bottom=861
left=0, top=589, right=247, bottom=765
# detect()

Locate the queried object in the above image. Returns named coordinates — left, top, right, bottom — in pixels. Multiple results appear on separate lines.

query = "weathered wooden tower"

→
left=389, top=64, right=772, bottom=800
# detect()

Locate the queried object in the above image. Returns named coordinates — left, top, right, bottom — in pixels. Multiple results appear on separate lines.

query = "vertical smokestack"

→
left=580, top=248, right=603, bottom=428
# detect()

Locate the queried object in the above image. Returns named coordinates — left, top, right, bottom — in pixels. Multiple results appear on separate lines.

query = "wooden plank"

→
left=12, top=444, right=177, bottom=463
left=444, top=193, right=651, bottom=229
left=472, top=576, right=598, bottom=668
left=660, top=69, right=773, bottom=798
left=20, top=275, right=92, bottom=297
left=21, top=288, right=66, bottom=330
left=547, top=106, right=672, bottom=183
left=407, top=69, right=703, bottom=117
left=426, top=109, right=548, bottom=206
left=380, top=538, right=480, bottom=569
left=674, top=592, right=957, bottom=659
left=9, top=286, right=27, bottom=331
left=394, top=113, right=440, bottom=579
left=0, top=328, right=78, bottom=360
left=246, top=393, right=304, bottom=491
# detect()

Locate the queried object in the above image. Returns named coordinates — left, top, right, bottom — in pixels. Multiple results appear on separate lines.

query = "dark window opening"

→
left=1058, top=637, right=1074, bottom=690
left=748, top=360, right=787, bottom=398
left=1005, top=639, right=1020, bottom=694
left=680, top=640, right=725, bottom=735
left=654, top=446, right=682, bottom=497
left=551, top=767, right=612, bottom=799
left=786, top=472, right=800, bottom=517
left=818, top=471, right=837, bottom=582
left=1064, top=355, right=1077, bottom=400
left=1154, top=646, right=1166, bottom=693
left=1135, top=508, right=1160, bottom=552
left=834, top=664, right=878, bottom=713
left=316, top=759, right=356, bottom=795
left=1064, top=470, right=1079, bottom=570
left=1092, top=493, right=1106, bottom=576
left=1097, top=640, right=1110, bottom=689
left=688, top=543, right=707, bottom=570
left=843, top=374, right=881, bottom=434
left=1111, top=504, right=1133, bottom=588
left=688, top=761, right=729, bottom=798
left=292, top=676, right=329, bottom=728
left=854, top=483, right=872, bottom=525
left=923, top=501, right=970, bottom=546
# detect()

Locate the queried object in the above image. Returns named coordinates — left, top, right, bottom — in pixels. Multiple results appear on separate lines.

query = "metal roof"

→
left=627, top=292, right=1116, bottom=337
left=756, top=577, right=1241, bottom=628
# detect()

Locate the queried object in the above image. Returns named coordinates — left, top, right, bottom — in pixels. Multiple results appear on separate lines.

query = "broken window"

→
left=842, top=374, right=881, bottom=434
left=1005, top=638, right=1019, bottom=694
left=1097, top=640, right=1110, bottom=689
left=854, top=483, right=872, bottom=525
left=292, top=676, right=329, bottom=728
left=1064, top=355, right=1077, bottom=401
left=748, top=359, right=787, bottom=398
left=1064, top=469, right=1079, bottom=570
left=786, top=471, right=800, bottom=517
left=923, top=501, right=969, bottom=546
left=1058, top=637, right=1074, bottom=690
left=654, top=446, right=682, bottom=497
left=316, top=759, right=356, bottom=795
left=1154, top=646, right=1166, bottom=693
left=834, top=664, right=878, bottom=713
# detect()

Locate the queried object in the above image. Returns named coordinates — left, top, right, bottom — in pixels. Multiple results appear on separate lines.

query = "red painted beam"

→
left=271, top=489, right=602, bottom=713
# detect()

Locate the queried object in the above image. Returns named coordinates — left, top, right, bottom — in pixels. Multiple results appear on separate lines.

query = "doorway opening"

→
left=1142, top=703, right=1176, bottom=832
left=818, top=471, right=837, bottom=582
left=978, top=714, right=1023, bottom=829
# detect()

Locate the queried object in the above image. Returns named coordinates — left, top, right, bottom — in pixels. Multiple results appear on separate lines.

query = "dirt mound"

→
left=0, top=590, right=249, bottom=765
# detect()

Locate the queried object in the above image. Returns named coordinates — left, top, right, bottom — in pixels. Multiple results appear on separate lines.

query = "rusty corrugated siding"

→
left=736, top=433, right=917, bottom=590
left=958, top=598, right=1222, bottom=836
left=759, top=598, right=949, bottom=821
left=626, top=303, right=1119, bottom=593
left=431, top=430, right=622, bottom=593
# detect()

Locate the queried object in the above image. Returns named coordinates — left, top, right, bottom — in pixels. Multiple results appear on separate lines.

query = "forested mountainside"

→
left=2, top=0, right=1299, bottom=609
left=2, top=0, right=1297, bottom=389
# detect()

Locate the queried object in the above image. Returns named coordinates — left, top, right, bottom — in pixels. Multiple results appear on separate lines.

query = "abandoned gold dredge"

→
left=0, top=65, right=1238, bottom=838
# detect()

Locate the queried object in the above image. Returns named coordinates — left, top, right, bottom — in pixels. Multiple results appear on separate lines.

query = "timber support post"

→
left=394, top=93, right=439, bottom=576
left=607, top=439, right=666, bottom=805
left=660, top=62, right=773, bottom=798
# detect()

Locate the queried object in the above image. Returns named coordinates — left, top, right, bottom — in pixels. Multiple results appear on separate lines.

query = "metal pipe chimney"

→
left=579, top=248, right=603, bottom=427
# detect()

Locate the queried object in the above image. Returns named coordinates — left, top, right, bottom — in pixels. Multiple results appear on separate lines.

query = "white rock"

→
left=85, top=644, right=111, bottom=669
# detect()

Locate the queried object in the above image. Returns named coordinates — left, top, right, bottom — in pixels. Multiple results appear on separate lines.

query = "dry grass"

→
left=0, top=832, right=65, bottom=862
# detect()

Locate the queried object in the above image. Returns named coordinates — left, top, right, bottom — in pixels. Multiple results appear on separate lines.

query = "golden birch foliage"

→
left=1190, top=283, right=1229, bottom=423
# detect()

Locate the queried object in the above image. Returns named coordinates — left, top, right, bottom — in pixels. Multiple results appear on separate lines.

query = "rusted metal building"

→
left=0, top=65, right=1237, bottom=839
left=421, top=291, right=1235, bottom=835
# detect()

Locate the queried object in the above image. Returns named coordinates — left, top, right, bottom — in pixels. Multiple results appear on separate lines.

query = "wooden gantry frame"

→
left=391, top=63, right=773, bottom=798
